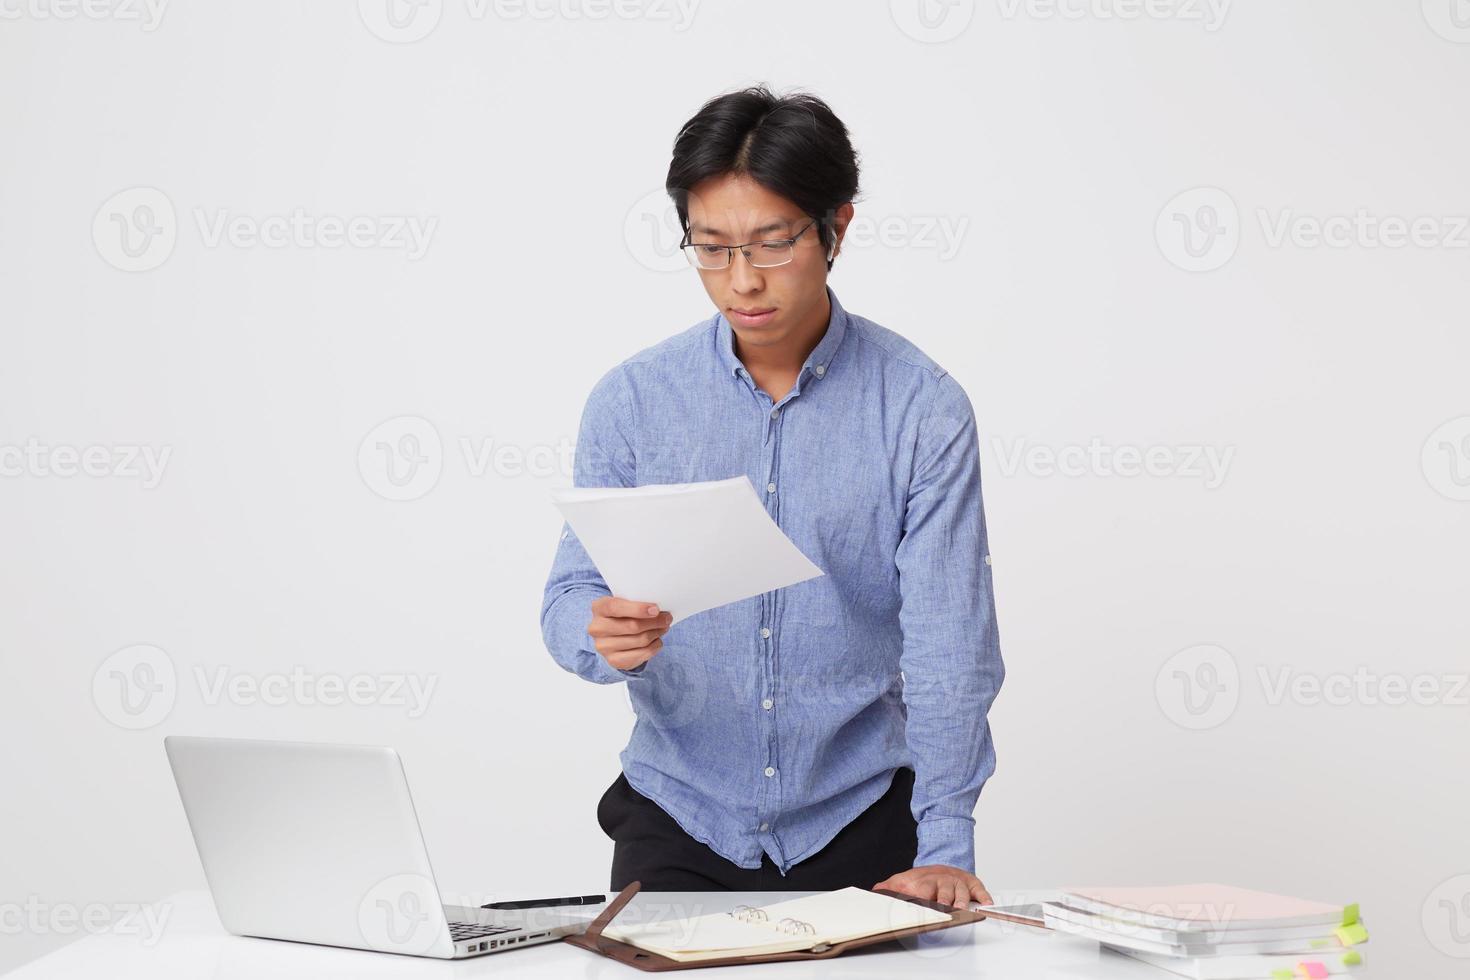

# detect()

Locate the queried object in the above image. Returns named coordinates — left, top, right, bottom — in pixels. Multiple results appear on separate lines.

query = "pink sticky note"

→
left=1296, top=963, right=1328, bottom=979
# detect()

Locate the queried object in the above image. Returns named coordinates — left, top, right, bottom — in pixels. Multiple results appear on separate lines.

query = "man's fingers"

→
left=597, top=627, right=668, bottom=652
left=588, top=612, right=673, bottom=637
left=588, top=616, right=653, bottom=636
left=605, top=638, right=662, bottom=670
left=901, top=879, right=933, bottom=900
left=588, top=594, right=672, bottom=667
left=875, top=868, right=989, bottom=910
left=593, top=596, right=663, bottom=619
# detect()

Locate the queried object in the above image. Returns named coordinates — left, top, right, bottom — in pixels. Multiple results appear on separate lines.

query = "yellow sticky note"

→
left=1342, top=903, right=1360, bottom=926
left=1335, top=922, right=1369, bottom=946
left=1272, top=971, right=1294, bottom=980
left=1341, top=950, right=1363, bottom=966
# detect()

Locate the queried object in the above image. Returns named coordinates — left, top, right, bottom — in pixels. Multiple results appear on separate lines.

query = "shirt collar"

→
left=716, top=285, right=850, bottom=381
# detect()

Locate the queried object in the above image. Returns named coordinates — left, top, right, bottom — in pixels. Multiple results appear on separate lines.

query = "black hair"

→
left=665, top=85, right=861, bottom=271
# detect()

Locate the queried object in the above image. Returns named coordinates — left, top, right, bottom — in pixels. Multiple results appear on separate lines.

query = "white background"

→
left=2, top=1, right=1468, bottom=975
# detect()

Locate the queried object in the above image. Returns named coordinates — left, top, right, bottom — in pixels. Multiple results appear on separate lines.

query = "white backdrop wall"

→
left=2, top=2, right=1467, bottom=975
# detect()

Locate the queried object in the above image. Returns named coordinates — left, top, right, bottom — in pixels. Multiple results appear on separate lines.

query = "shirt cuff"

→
left=915, top=815, right=976, bottom=872
left=584, top=645, right=647, bottom=684
left=545, top=591, right=640, bottom=685
left=579, top=631, right=648, bottom=683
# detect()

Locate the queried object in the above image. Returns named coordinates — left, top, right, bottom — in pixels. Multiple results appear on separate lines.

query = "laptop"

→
left=164, top=735, right=598, bottom=959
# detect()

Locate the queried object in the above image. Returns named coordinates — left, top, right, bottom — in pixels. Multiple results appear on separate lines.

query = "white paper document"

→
left=551, top=476, right=824, bottom=623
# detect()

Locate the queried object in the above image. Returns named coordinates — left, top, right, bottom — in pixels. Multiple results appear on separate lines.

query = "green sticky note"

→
left=1342, top=903, right=1360, bottom=926
left=1272, top=971, right=1294, bottom=980
left=1335, top=922, right=1369, bottom=946
left=1310, top=938, right=1329, bottom=948
left=1341, top=950, right=1363, bottom=966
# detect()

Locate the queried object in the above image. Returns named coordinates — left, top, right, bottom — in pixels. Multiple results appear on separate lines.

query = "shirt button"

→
left=814, top=365, right=825, bottom=377
left=769, top=408, right=780, bottom=420
left=764, top=766, right=775, bottom=778
left=759, top=627, right=771, bottom=639
left=766, top=482, right=776, bottom=494
left=762, top=698, right=773, bottom=710
left=759, top=822, right=770, bottom=832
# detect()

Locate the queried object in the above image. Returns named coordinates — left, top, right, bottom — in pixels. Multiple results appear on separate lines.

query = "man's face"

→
left=683, top=173, right=845, bottom=352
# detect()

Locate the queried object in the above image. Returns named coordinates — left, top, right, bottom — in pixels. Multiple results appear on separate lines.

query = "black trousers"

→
left=598, top=768, right=918, bottom=891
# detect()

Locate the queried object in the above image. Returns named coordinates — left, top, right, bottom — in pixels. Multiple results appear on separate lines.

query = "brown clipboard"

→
left=562, top=880, right=988, bottom=971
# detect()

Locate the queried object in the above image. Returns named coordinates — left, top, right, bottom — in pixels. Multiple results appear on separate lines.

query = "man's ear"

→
left=830, top=202, right=855, bottom=260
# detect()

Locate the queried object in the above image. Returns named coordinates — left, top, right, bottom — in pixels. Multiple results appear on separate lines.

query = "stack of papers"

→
left=551, top=476, right=824, bottom=623
left=1043, top=884, right=1369, bottom=978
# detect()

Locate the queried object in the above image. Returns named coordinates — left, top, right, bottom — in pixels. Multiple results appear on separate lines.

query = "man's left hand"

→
left=874, top=865, right=992, bottom=908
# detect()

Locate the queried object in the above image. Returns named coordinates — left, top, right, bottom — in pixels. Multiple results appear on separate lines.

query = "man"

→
left=540, top=85, right=1004, bottom=909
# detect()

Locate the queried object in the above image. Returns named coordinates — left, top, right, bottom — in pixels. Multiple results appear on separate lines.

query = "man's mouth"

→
left=729, top=308, right=777, bottom=327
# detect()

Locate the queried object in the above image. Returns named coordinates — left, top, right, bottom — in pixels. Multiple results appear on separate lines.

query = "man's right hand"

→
left=587, top=596, right=672, bottom=671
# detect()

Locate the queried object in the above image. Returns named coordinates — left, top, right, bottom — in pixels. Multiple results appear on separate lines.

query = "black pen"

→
left=481, top=894, right=607, bottom=911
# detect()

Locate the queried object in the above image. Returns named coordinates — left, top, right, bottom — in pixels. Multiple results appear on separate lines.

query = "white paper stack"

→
left=551, top=476, right=824, bottom=624
left=1042, top=884, right=1368, bottom=979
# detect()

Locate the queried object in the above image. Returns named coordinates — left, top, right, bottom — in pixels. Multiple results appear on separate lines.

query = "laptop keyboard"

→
left=449, top=921, right=517, bottom=941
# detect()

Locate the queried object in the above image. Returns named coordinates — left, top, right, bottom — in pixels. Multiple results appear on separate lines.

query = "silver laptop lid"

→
left=165, top=735, right=456, bottom=958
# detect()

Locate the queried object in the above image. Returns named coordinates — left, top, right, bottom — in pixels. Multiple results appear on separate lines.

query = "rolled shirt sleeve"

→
left=540, top=368, right=646, bottom=684
left=893, top=373, right=1005, bottom=872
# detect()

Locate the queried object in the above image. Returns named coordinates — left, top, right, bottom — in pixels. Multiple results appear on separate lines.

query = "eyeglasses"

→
left=680, top=220, right=818, bottom=270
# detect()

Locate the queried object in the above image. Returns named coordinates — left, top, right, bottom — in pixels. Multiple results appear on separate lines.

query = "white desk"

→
left=6, top=889, right=1183, bottom=978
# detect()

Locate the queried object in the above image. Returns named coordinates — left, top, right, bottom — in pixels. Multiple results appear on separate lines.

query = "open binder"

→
left=563, top=880, right=988, bottom=970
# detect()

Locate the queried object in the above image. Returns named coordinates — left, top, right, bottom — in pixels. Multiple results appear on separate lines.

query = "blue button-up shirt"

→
left=540, top=286, right=1004, bottom=874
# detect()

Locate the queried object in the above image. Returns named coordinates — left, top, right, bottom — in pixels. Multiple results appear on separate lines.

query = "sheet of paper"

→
left=551, top=476, right=824, bottom=623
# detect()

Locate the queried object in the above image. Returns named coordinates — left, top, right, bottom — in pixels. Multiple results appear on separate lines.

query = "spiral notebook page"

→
left=602, top=912, right=817, bottom=962
left=754, top=887, right=953, bottom=945
left=600, top=887, right=952, bottom=963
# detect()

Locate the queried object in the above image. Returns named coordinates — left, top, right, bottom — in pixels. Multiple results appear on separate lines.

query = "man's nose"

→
left=729, top=248, right=764, bottom=292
